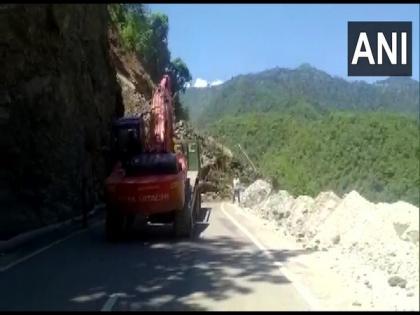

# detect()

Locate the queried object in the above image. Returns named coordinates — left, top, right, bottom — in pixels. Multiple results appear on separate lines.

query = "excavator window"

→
left=187, top=141, right=200, bottom=171
left=174, top=141, right=200, bottom=171
left=113, top=125, right=143, bottom=163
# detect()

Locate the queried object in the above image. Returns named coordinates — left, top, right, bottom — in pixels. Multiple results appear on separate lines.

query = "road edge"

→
left=0, top=204, right=105, bottom=253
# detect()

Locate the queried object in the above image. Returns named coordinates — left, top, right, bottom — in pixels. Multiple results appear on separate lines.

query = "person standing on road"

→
left=232, top=176, right=241, bottom=204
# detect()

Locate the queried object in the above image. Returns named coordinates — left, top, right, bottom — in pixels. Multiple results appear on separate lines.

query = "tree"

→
left=108, top=5, right=171, bottom=83
left=119, top=10, right=142, bottom=51
left=124, top=3, right=149, bottom=17
left=108, top=4, right=126, bottom=26
left=109, top=4, right=150, bottom=53
left=167, top=58, right=192, bottom=122
left=145, top=13, right=170, bottom=82
left=167, top=57, right=192, bottom=95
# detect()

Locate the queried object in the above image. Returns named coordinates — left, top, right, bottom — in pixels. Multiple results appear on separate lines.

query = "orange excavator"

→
left=104, top=75, right=201, bottom=241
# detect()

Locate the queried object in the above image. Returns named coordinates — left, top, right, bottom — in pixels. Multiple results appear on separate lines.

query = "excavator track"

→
left=174, top=180, right=193, bottom=237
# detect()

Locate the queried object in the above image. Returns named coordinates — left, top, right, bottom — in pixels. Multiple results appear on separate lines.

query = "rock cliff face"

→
left=0, top=4, right=123, bottom=238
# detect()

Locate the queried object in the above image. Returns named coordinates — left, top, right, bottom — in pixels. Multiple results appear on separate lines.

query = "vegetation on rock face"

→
left=108, top=3, right=191, bottom=121
left=168, top=58, right=192, bottom=121
left=209, top=111, right=419, bottom=206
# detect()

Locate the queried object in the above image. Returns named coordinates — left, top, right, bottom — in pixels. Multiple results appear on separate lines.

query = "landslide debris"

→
left=174, top=120, right=258, bottom=200
left=241, top=180, right=419, bottom=310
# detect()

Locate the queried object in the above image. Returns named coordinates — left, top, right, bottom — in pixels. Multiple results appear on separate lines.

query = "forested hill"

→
left=181, top=64, right=419, bottom=206
left=181, top=64, right=419, bottom=125
left=209, top=111, right=419, bottom=206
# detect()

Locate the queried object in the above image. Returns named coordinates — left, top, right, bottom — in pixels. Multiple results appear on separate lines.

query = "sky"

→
left=148, top=4, right=419, bottom=87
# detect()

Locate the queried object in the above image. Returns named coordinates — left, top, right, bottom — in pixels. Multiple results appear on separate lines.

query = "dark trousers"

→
left=233, top=189, right=240, bottom=203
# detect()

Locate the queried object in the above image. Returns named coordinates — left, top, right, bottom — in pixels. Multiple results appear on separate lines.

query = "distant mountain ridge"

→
left=181, top=64, right=419, bottom=124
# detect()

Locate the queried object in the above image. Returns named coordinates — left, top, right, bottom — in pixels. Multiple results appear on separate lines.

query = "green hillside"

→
left=184, top=65, right=419, bottom=205
left=209, top=111, right=419, bottom=206
left=182, top=64, right=419, bottom=125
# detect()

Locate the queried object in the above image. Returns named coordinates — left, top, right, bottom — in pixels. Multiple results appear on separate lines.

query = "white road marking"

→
left=0, top=220, right=104, bottom=272
left=101, top=293, right=124, bottom=312
left=220, top=203, right=322, bottom=310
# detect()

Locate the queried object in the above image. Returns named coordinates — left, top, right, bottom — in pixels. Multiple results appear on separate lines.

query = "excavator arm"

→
left=148, top=75, right=175, bottom=153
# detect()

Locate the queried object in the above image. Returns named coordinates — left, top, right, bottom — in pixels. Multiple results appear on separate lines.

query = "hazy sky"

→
left=148, top=4, right=419, bottom=86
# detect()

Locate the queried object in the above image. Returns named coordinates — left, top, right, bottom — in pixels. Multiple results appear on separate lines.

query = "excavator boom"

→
left=148, top=75, right=174, bottom=153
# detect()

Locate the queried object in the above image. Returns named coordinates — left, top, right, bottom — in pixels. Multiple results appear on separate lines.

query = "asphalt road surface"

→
left=0, top=202, right=311, bottom=311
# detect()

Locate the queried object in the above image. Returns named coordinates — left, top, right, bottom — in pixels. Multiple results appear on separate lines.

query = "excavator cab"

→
left=111, top=117, right=180, bottom=176
left=111, top=117, right=145, bottom=164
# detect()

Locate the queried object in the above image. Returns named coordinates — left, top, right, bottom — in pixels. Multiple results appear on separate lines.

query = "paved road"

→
left=0, top=202, right=310, bottom=311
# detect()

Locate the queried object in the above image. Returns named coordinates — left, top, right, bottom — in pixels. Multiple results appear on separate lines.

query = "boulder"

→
left=388, top=275, right=407, bottom=288
left=241, top=180, right=272, bottom=208
left=257, top=190, right=293, bottom=221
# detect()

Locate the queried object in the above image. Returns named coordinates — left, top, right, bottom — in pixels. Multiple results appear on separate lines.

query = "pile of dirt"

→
left=241, top=180, right=419, bottom=310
